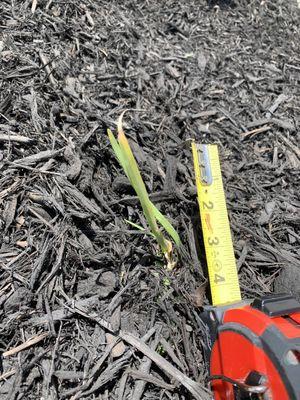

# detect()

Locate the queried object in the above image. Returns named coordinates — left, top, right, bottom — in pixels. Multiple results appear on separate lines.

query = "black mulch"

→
left=0, top=0, right=299, bottom=398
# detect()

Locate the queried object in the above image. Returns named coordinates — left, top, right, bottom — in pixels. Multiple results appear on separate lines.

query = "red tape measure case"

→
left=199, top=293, right=300, bottom=400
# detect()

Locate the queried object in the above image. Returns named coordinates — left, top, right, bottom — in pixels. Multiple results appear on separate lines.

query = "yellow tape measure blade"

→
left=192, top=142, right=241, bottom=306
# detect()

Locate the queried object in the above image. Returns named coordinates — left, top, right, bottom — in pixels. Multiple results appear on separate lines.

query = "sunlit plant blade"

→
left=124, top=219, right=155, bottom=237
left=107, top=112, right=181, bottom=258
left=150, top=203, right=181, bottom=246
left=118, top=133, right=168, bottom=253
left=107, top=129, right=129, bottom=178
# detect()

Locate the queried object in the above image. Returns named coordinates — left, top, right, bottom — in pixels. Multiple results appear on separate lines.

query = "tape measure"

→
left=191, top=142, right=241, bottom=306
left=192, top=142, right=300, bottom=400
left=200, top=294, right=300, bottom=400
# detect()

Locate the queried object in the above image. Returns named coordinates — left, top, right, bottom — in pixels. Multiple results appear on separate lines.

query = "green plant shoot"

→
left=108, top=112, right=181, bottom=263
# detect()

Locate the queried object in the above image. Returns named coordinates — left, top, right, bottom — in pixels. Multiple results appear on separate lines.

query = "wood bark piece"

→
left=3, top=332, right=48, bottom=358
left=39, top=51, right=57, bottom=87
left=55, top=177, right=106, bottom=218
left=63, top=303, right=211, bottom=400
left=0, top=133, right=34, bottom=143
left=131, top=332, right=161, bottom=400
left=14, top=149, right=62, bottom=166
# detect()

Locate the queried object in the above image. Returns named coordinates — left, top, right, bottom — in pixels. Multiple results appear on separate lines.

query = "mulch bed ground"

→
left=0, top=0, right=300, bottom=398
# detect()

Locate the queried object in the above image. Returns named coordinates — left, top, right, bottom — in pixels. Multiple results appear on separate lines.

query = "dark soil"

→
left=0, top=0, right=299, bottom=399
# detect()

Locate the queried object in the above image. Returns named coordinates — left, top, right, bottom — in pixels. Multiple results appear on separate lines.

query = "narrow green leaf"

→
left=108, top=114, right=181, bottom=257
left=107, top=129, right=129, bottom=178
left=150, top=202, right=181, bottom=246
left=124, top=219, right=145, bottom=231
left=117, top=131, right=149, bottom=199
left=118, top=131, right=169, bottom=253
left=124, top=219, right=155, bottom=237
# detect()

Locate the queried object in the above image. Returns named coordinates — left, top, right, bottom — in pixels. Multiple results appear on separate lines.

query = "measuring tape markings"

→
left=192, top=142, right=241, bottom=306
